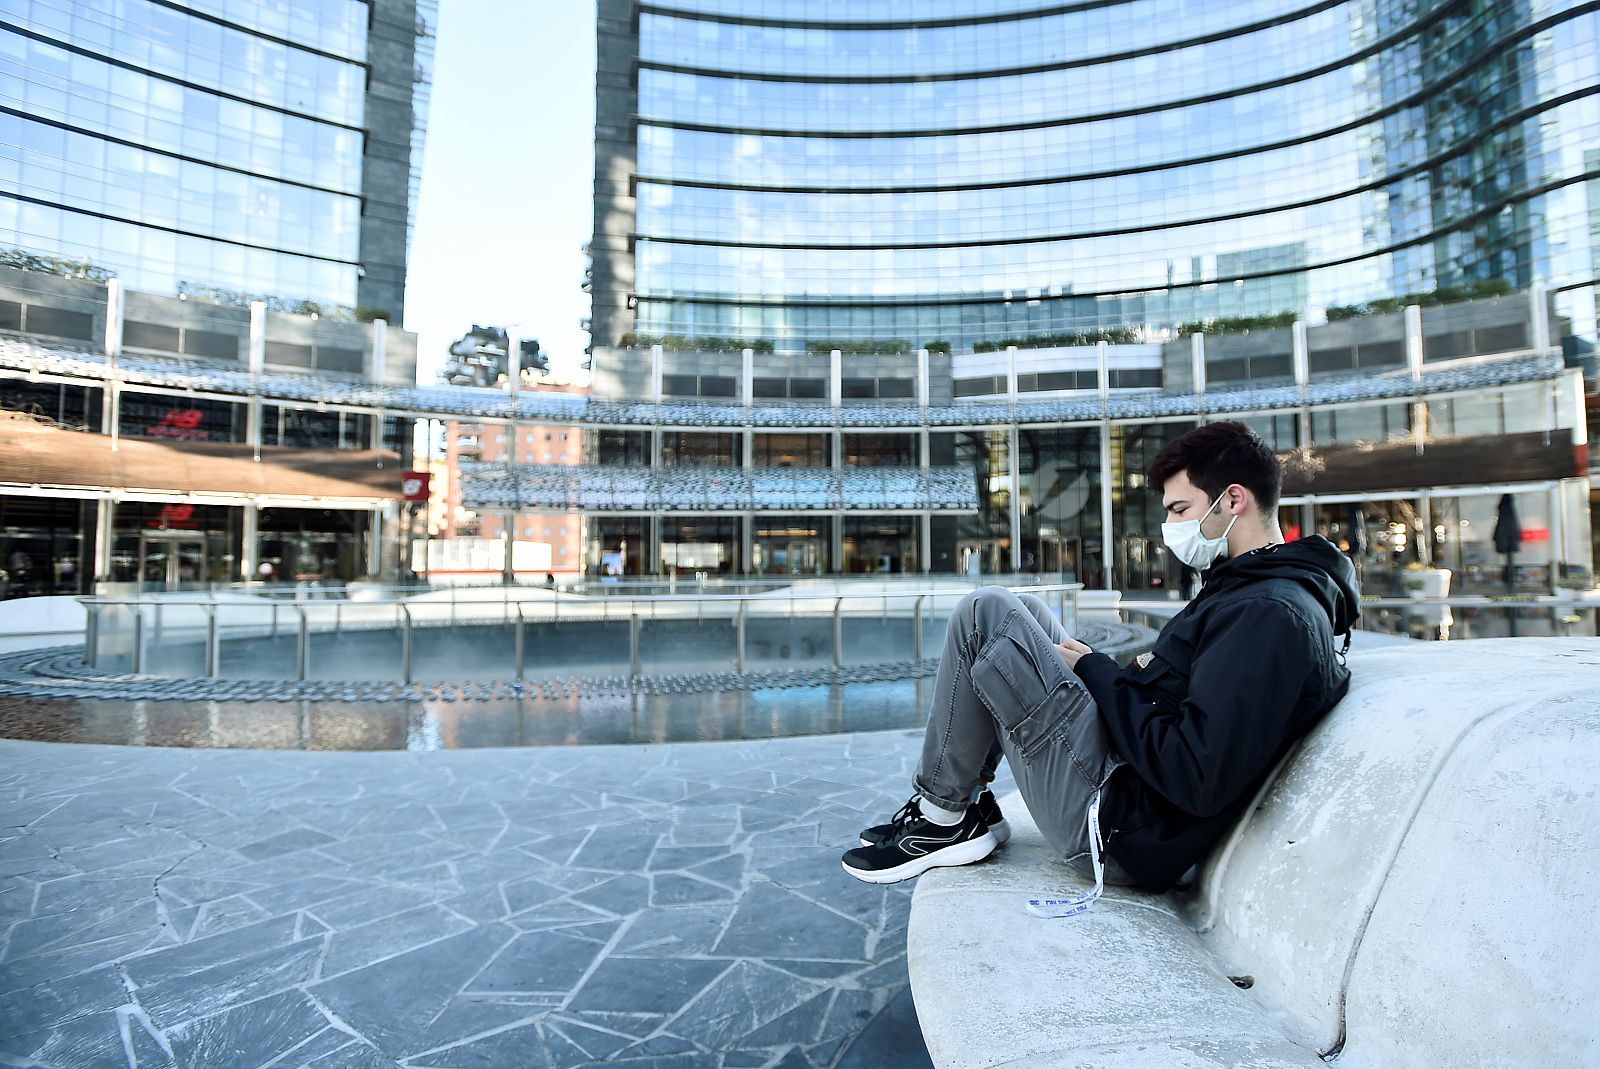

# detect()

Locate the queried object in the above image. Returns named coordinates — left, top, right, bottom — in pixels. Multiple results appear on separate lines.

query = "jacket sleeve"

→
left=1073, top=597, right=1315, bottom=818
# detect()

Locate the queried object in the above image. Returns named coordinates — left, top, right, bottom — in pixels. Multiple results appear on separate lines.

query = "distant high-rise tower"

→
left=0, top=0, right=436, bottom=321
left=589, top=0, right=1597, bottom=399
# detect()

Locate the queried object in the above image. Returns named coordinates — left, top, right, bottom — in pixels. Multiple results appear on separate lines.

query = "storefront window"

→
left=119, top=394, right=246, bottom=442
left=1017, top=426, right=1102, bottom=585
left=932, top=430, right=1009, bottom=574
left=110, top=502, right=241, bottom=589
left=1314, top=497, right=1423, bottom=597
left=589, top=516, right=649, bottom=577
left=1213, top=412, right=1298, bottom=452
left=662, top=432, right=739, bottom=467
left=0, top=497, right=95, bottom=598
left=1430, top=491, right=1555, bottom=595
left=844, top=433, right=917, bottom=467
left=1111, top=422, right=1195, bottom=592
left=0, top=380, right=103, bottom=431
left=752, top=516, right=830, bottom=575
left=753, top=433, right=828, bottom=468
left=1310, top=403, right=1410, bottom=447
left=660, top=516, right=740, bottom=575
left=595, top=430, right=651, bottom=466
left=257, top=508, right=369, bottom=585
left=843, top=515, right=919, bottom=574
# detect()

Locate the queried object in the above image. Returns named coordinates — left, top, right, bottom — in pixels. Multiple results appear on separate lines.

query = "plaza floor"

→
left=0, top=727, right=1005, bottom=1068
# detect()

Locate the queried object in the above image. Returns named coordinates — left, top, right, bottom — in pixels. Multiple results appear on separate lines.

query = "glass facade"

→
left=0, top=0, right=430, bottom=316
left=601, top=0, right=1600, bottom=353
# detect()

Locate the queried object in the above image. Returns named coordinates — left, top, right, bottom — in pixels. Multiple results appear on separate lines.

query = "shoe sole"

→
left=859, top=817, right=1010, bottom=849
left=841, top=830, right=999, bottom=885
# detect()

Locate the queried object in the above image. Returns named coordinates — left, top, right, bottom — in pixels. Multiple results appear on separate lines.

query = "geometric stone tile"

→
left=712, top=883, right=869, bottom=961
left=408, top=1022, right=552, bottom=1069
left=310, top=924, right=515, bottom=1058
left=0, top=727, right=961, bottom=1068
left=568, top=957, right=731, bottom=1016
left=319, top=904, right=476, bottom=977
left=164, top=989, right=331, bottom=1068
left=468, top=930, right=606, bottom=995
left=669, top=960, right=822, bottom=1049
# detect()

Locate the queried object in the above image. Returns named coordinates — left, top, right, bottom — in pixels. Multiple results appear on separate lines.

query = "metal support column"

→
left=367, top=507, right=383, bottom=578
left=1405, top=304, right=1424, bottom=384
left=400, top=606, right=413, bottom=683
left=629, top=613, right=641, bottom=679
left=295, top=607, right=309, bottom=681
left=735, top=600, right=746, bottom=673
left=1008, top=421, right=1022, bottom=573
left=913, top=594, right=925, bottom=660
left=514, top=604, right=526, bottom=680
left=1099, top=422, right=1115, bottom=592
left=241, top=503, right=258, bottom=583
left=92, top=497, right=114, bottom=584
left=205, top=604, right=220, bottom=678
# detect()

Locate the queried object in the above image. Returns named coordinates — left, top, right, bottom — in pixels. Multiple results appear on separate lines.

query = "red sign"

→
left=401, top=471, right=431, bottom=501
left=146, top=408, right=207, bottom=440
left=148, top=503, right=200, bottom=530
left=1521, top=527, right=1549, bottom=544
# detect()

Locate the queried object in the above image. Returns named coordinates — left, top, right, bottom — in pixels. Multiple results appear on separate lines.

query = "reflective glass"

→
left=175, top=0, right=368, bottom=62
left=0, top=202, right=359, bottom=306
left=652, top=0, right=1311, bottom=26
left=626, top=0, right=1600, bottom=348
left=642, top=0, right=1329, bottom=78
left=0, top=36, right=362, bottom=191
left=2, top=0, right=365, bottom=126
left=637, top=8, right=1594, bottom=138
left=4, top=113, right=360, bottom=260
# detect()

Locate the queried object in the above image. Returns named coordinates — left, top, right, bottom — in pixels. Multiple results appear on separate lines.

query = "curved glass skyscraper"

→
left=592, top=0, right=1600, bottom=369
left=0, top=0, right=434, bottom=319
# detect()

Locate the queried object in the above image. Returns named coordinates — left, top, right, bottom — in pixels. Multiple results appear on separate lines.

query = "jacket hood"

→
left=1199, top=534, right=1361, bottom=635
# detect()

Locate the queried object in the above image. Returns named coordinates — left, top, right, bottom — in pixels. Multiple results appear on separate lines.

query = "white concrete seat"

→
left=908, top=638, right=1600, bottom=1069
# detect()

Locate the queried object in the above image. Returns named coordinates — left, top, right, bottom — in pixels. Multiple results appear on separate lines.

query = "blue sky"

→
left=403, top=1, right=597, bottom=385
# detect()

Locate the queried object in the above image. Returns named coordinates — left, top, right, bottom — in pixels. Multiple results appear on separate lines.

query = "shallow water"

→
left=0, top=679, right=931, bottom=751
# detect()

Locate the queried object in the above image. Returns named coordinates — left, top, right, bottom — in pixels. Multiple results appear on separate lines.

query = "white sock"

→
left=919, top=796, right=964, bottom=826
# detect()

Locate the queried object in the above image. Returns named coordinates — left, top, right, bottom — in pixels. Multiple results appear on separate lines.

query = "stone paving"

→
left=0, top=729, right=1015, bottom=1068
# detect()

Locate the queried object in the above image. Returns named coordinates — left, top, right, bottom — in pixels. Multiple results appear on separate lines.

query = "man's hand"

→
left=1057, top=637, right=1093, bottom=670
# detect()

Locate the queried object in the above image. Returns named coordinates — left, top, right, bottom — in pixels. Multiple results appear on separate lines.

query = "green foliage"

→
left=1, top=247, right=114, bottom=282
left=618, top=332, right=774, bottom=353
left=1174, top=312, right=1297, bottom=337
left=924, top=340, right=952, bottom=355
left=1323, top=279, right=1515, bottom=321
left=803, top=339, right=913, bottom=355
left=971, top=327, right=1140, bottom=353
left=175, top=282, right=362, bottom=321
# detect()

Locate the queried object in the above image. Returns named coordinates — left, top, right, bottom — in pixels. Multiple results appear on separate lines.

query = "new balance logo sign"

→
left=146, top=409, right=207, bottom=440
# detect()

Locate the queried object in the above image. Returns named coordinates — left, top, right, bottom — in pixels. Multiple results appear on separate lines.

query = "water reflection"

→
left=1360, top=603, right=1598, bottom=642
left=0, top=679, right=929, bottom=752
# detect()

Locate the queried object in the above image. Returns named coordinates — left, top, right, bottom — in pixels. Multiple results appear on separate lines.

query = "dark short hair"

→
left=1146, top=420, right=1281, bottom=515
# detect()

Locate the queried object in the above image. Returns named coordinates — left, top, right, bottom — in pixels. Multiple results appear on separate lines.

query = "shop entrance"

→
left=138, top=533, right=208, bottom=591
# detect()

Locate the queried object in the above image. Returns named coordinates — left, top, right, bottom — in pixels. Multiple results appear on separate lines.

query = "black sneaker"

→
left=841, top=798, right=997, bottom=884
left=858, top=790, right=1010, bottom=848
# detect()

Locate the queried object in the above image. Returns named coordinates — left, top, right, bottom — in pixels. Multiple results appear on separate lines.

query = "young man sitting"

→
left=842, top=420, right=1359, bottom=895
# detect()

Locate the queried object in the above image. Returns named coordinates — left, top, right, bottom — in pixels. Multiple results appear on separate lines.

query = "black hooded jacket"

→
left=1072, top=535, right=1360, bottom=891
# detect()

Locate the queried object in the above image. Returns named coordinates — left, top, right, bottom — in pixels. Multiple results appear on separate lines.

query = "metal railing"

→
left=79, top=579, right=1081, bottom=685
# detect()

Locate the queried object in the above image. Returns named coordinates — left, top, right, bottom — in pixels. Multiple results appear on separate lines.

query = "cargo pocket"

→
left=969, top=609, right=1094, bottom=763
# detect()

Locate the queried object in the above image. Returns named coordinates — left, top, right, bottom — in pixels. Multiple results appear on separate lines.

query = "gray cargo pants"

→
left=914, top=585, right=1130, bottom=880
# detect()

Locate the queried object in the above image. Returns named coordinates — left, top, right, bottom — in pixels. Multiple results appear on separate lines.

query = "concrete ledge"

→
left=909, top=639, right=1600, bottom=1069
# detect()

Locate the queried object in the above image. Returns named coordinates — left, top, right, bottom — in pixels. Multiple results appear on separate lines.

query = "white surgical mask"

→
left=1162, top=492, right=1238, bottom=569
